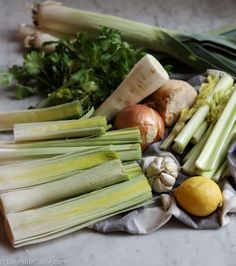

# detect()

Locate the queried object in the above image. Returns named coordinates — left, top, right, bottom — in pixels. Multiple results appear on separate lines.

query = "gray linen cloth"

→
left=90, top=72, right=236, bottom=234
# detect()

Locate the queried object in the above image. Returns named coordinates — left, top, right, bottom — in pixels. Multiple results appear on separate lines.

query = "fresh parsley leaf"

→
left=3, top=28, right=146, bottom=108
left=0, top=71, right=14, bottom=86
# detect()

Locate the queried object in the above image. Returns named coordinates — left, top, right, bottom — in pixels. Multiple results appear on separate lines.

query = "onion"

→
left=114, top=104, right=165, bottom=150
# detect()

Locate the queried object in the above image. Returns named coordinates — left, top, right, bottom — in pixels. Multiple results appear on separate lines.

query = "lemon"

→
left=174, top=176, right=223, bottom=217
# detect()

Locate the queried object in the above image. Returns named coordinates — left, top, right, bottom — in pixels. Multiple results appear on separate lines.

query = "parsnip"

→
left=95, top=54, right=169, bottom=121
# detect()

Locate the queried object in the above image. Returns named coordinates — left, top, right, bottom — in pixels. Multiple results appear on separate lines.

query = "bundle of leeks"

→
left=161, top=69, right=236, bottom=181
left=0, top=109, right=152, bottom=247
left=18, top=1, right=236, bottom=76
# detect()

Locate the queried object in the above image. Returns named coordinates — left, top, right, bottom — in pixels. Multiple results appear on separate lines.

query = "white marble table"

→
left=0, top=1, right=236, bottom=265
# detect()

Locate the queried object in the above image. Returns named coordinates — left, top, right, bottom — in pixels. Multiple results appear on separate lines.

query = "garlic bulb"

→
left=141, top=154, right=179, bottom=193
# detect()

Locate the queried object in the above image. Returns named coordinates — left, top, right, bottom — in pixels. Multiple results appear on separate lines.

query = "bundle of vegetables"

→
left=161, top=70, right=236, bottom=181
left=0, top=128, right=142, bottom=165
left=2, top=158, right=152, bottom=247
left=0, top=108, right=152, bottom=247
left=1, top=1, right=235, bottom=111
left=21, top=1, right=236, bottom=77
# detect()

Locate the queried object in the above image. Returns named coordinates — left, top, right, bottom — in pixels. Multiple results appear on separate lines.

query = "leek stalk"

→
left=32, top=1, right=236, bottom=75
left=0, top=147, right=118, bottom=192
left=0, top=143, right=142, bottom=163
left=1, top=128, right=141, bottom=148
left=0, top=101, right=82, bottom=132
left=0, top=159, right=129, bottom=214
left=13, top=116, right=107, bottom=142
left=5, top=172, right=152, bottom=247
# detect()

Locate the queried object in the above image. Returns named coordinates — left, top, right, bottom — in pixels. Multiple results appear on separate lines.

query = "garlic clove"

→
left=153, top=178, right=165, bottom=193
left=160, top=173, right=176, bottom=186
left=160, top=194, right=172, bottom=210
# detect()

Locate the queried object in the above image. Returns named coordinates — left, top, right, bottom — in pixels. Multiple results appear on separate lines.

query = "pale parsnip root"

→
left=95, top=54, right=169, bottom=121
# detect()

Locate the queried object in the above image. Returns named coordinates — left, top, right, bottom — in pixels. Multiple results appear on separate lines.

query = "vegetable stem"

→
left=191, top=121, right=208, bottom=144
left=0, top=159, right=128, bottom=214
left=173, top=73, right=233, bottom=154
left=196, top=85, right=236, bottom=171
left=0, top=101, right=82, bottom=132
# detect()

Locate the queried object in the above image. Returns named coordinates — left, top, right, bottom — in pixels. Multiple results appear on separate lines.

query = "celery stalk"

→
left=161, top=74, right=219, bottom=151
left=182, top=124, right=213, bottom=175
left=196, top=85, right=236, bottom=171
left=196, top=123, right=236, bottom=176
left=212, top=160, right=228, bottom=182
left=191, top=121, right=208, bottom=144
left=173, top=105, right=209, bottom=154
left=173, top=73, right=233, bottom=154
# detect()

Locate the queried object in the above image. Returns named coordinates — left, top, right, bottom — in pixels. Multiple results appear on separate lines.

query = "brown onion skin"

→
left=114, top=104, right=165, bottom=150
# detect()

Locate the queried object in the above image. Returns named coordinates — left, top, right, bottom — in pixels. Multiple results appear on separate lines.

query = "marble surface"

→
left=0, top=0, right=236, bottom=265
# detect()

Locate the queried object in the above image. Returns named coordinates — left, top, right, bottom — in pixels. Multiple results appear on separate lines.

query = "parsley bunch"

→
left=2, top=28, right=145, bottom=111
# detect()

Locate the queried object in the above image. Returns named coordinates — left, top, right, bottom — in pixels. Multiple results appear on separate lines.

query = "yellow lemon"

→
left=174, top=176, right=223, bottom=217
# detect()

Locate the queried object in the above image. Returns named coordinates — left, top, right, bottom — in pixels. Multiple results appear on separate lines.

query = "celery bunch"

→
left=165, top=71, right=236, bottom=179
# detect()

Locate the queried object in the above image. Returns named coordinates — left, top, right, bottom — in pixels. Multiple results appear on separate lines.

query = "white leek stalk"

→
left=30, top=1, right=236, bottom=76
left=0, top=101, right=82, bottom=131
left=1, top=128, right=141, bottom=148
left=0, top=159, right=128, bottom=214
left=0, top=147, right=118, bottom=192
left=0, top=143, right=141, bottom=163
left=13, top=116, right=107, bottom=142
left=5, top=170, right=152, bottom=247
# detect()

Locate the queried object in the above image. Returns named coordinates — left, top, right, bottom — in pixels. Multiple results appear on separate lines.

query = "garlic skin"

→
left=144, top=155, right=179, bottom=193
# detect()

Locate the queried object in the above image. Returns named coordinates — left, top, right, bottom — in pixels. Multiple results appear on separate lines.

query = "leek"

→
left=1, top=128, right=141, bottom=148
left=13, top=116, right=107, bottom=142
left=0, top=147, right=118, bottom=192
left=0, top=143, right=142, bottom=163
left=196, top=85, right=236, bottom=171
left=0, top=101, right=82, bottom=131
left=5, top=171, right=152, bottom=247
left=0, top=159, right=129, bottom=214
left=32, top=1, right=236, bottom=75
